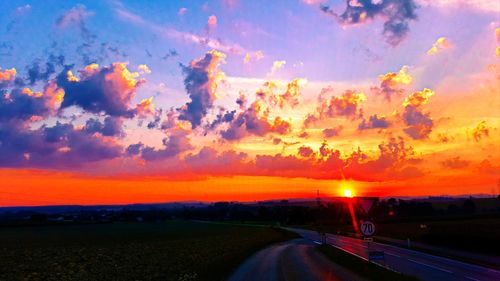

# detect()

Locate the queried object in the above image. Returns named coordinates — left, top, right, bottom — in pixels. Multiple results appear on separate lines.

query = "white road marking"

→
left=386, top=252, right=401, bottom=258
left=465, top=277, right=480, bottom=281
left=407, top=258, right=453, bottom=274
left=327, top=242, right=369, bottom=262
left=313, top=240, right=322, bottom=245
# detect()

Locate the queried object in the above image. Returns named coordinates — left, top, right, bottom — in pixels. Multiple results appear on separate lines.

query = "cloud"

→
left=83, top=116, right=124, bottom=137
left=371, top=65, right=412, bottom=101
left=0, top=67, right=16, bottom=85
left=136, top=97, right=155, bottom=117
left=178, top=50, right=226, bottom=128
left=131, top=126, right=193, bottom=161
left=0, top=121, right=122, bottom=168
left=403, top=87, right=434, bottom=107
left=305, top=89, right=366, bottom=126
left=418, top=0, right=500, bottom=13
left=402, top=88, right=434, bottom=139
left=207, top=15, right=218, bottom=29
left=206, top=109, right=236, bottom=131
left=26, top=55, right=65, bottom=85
left=323, top=126, right=343, bottom=137
left=56, top=62, right=146, bottom=117
left=178, top=8, right=188, bottom=16
left=477, top=160, right=500, bottom=175
left=471, top=121, right=489, bottom=142
left=343, top=136, right=422, bottom=180
left=243, top=51, right=264, bottom=64
left=220, top=100, right=292, bottom=141
left=358, top=114, right=390, bottom=130
left=441, top=156, right=470, bottom=169
left=113, top=3, right=250, bottom=55
left=246, top=136, right=422, bottom=181
left=278, top=78, right=307, bottom=108
left=0, top=83, right=63, bottom=122
left=298, top=145, right=315, bottom=158
left=55, top=4, right=94, bottom=41
left=236, top=92, right=247, bottom=109
left=269, top=60, right=286, bottom=76
left=427, top=37, right=452, bottom=55
left=302, top=0, right=327, bottom=4
left=321, top=0, right=419, bottom=46
left=184, top=147, right=249, bottom=175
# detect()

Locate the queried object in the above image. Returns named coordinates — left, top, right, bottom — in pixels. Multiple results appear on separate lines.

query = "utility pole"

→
left=316, top=189, right=321, bottom=207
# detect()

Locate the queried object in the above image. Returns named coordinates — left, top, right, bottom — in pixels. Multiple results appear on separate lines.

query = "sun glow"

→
left=343, top=189, right=354, bottom=198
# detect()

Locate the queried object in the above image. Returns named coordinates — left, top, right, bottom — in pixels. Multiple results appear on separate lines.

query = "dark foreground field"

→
left=0, top=221, right=297, bottom=281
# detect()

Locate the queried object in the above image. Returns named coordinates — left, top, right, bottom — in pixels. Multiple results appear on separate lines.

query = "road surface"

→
left=227, top=238, right=367, bottom=281
left=289, top=228, right=500, bottom=281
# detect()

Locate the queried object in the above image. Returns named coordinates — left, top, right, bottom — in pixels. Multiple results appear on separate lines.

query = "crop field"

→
left=0, top=220, right=297, bottom=281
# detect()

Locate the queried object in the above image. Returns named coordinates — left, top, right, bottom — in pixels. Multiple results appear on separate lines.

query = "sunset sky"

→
left=1, top=0, right=499, bottom=206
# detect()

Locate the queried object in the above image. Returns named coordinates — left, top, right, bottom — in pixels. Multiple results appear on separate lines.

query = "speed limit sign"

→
left=360, top=220, right=376, bottom=237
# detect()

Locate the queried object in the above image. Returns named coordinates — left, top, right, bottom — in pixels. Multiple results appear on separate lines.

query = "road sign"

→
left=360, top=220, right=376, bottom=237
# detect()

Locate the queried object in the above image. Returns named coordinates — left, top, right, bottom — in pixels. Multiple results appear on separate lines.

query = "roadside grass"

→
left=0, top=220, right=297, bottom=281
left=317, top=244, right=420, bottom=281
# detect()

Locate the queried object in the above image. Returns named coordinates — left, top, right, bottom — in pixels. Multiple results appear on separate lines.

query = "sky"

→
left=0, top=0, right=499, bottom=206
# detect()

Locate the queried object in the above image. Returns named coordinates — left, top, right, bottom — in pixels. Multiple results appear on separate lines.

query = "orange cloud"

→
left=243, top=50, right=264, bottom=64
left=403, top=88, right=434, bottom=107
left=305, top=89, right=366, bottom=126
left=207, top=15, right=217, bottom=28
left=371, top=65, right=412, bottom=101
left=427, top=37, right=452, bottom=55
left=136, top=97, right=155, bottom=117
left=0, top=67, right=16, bottom=82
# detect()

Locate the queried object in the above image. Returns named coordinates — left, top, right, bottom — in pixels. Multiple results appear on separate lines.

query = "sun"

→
left=343, top=189, right=354, bottom=198
left=339, top=181, right=355, bottom=198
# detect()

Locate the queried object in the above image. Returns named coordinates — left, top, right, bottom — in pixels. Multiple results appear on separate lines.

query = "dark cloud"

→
left=0, top=84, right=62, bottom=122
left=236, top=92, right=247, bottom=109
left=220, top=101, right=291, bottom=141
left=298, top=145, right=315, bottom=158
left=206, top=109, right=236, bottom=131
left=323, top=126, right=343, bottom=137
left=320, top=0, right=418, bottom=46
left=358, top=114, right=390, bottom=130
left=84, top=116, right=124, bottom=137
left=126, top=143, right=144, bottom=156
left=26, top=55, right=65, bottom=85
left=56, top=63, right=146, bottom=117
left=402, top=88, right=434, bottom=139
left=0, top=121, right=122, bottom=168
left=178, top=50, right=225, bottom=128
left=162, top=49, right=179, bottom=60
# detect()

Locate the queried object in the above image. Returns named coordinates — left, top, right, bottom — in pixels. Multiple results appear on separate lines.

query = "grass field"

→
left=0, top=220, right=297, bottom=281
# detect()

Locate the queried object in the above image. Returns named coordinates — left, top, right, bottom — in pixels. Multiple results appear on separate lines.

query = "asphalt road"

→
left=227, top=238, right=367, bottom=281
left=289, top=228, right=500, bottom=281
